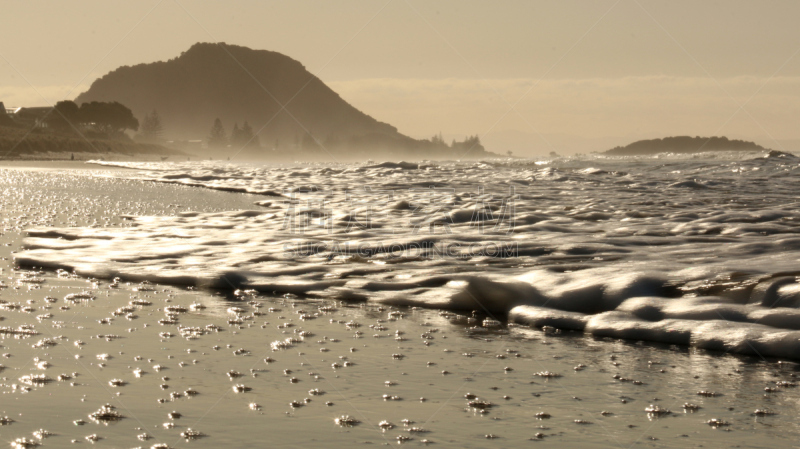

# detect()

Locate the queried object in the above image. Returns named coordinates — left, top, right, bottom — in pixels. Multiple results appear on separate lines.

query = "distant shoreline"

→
left=0, top=125, right=184, bottom=160
left=0, top=125, right=503, bottom=162
left=0, top=160, right=138, bottom=171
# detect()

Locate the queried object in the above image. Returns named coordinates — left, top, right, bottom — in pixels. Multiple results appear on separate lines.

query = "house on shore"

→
left=2, top=102, right=23, bottom=116
left=0, top=102, right=16, bottom=125
left=13, top=107, right=52, bottom=128
left=0, top=105, right=52, bottom=128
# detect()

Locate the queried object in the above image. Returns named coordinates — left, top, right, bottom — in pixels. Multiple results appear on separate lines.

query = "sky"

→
left=2, top=0, right=799, bottom=155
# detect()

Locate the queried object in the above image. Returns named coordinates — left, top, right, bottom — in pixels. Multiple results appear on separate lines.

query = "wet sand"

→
left=0, top=164, right=797, bottom=448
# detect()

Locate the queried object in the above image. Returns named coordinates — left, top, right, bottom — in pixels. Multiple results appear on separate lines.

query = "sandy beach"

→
left=0, top=162, right=798, bottom=448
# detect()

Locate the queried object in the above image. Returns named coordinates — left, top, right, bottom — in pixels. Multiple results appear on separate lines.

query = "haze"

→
left=2, top=0, right=799, bottom=156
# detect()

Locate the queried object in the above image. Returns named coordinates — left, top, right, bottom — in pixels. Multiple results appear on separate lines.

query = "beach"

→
left=1, top=160, right=799, bottom=448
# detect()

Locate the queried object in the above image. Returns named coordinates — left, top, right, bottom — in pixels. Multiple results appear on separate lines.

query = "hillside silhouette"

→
left=604, top=136, right=767, bottom=156
left=76, top=42, right=491, bottom=159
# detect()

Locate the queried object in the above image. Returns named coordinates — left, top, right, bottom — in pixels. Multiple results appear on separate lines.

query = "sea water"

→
left=16, top=150, right=800, bottom=360
left=3, top=157, right=800, bottom=448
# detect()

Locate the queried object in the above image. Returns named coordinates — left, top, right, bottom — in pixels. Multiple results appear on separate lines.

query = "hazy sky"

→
left=2, top=1, right=799, bottom=154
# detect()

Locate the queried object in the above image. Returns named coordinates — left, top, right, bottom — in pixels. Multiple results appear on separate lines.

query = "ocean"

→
left=3, top=152, right=800, bottom=447
left=19, top=151, right=800, bottom=360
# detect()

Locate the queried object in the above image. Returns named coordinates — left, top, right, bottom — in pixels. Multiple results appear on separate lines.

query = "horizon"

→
left=2, top=1, right=800, bottom=156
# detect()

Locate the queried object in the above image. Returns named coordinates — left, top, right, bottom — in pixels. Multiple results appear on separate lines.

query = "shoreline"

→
left=14, top=157, right=800, bottom=363
left=1, top=162, right=799, bottom=448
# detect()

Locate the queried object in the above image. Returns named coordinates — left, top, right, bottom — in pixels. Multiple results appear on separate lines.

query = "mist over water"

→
left=17, top=150, right=800, bottom=359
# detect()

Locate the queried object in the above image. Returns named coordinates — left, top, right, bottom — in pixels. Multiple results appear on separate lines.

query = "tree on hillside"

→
left=139, top=109, right=164, bottom=142
left=463, top=135, right=483, bottom=149
left=79, top=101, right=139, bottom=136
left=46, top=100, right=81, bottom=132
left=230, top=121, right=259, bottom=149
left=431, top=132, right=447, bottom=148
left=241, top=121, right=259, bottom=148
left=207, top=118, right=227, bottom=149
left=451, top=135, right=485, bottom=153
left=302, top=131, right=321, bottom=151
left=230, top=123, right=241, bottom=147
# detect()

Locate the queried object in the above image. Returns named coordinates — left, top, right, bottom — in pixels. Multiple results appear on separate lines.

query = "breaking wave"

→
left=17, top=151, right=800, bottom=359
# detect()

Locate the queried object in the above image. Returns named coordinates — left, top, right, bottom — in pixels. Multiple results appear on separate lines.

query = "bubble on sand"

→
left=696, top=390, right=719, bottom=397
left=335, top=415, right=359, bottom=427
left=32, top=338, right=56, bottom=348
left=180, top=428, right=204, bottom=439
left=645, top=405, right=671, bottom=416
left=19, top=374, right=52, bottom=386
left=64, top=292, right=95, bottom=302
left=706, top=419, right=730, bottom=427
left=88, top=404, right=123, bottom=423
left=468, top=400, right=492, bottom=410
left=534, top=371, right=561, bottom=378
left=31, top=430, right=52, bottom=440
left=232, top=384, right=251, bottom=393
left=11, top=437, right=39, bottom=448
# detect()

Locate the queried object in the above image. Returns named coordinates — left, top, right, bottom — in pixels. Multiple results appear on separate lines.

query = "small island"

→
left=604, top=136, right=767, bottom=156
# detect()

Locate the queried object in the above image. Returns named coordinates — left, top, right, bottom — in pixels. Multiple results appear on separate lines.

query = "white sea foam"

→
left=16, top=152, right=800, bottom=358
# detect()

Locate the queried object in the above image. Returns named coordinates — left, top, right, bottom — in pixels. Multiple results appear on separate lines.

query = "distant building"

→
left=2, top=103, right=22, bottom=116
left=166, top=139, right=203, bottom=150
left=12, top=106, right=52, bottom=128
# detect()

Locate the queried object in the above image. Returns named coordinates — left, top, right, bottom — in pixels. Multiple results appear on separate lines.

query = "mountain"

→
left=75, top=42, right=490, bottom=159
left=604, top=136, right=767, bottom=156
